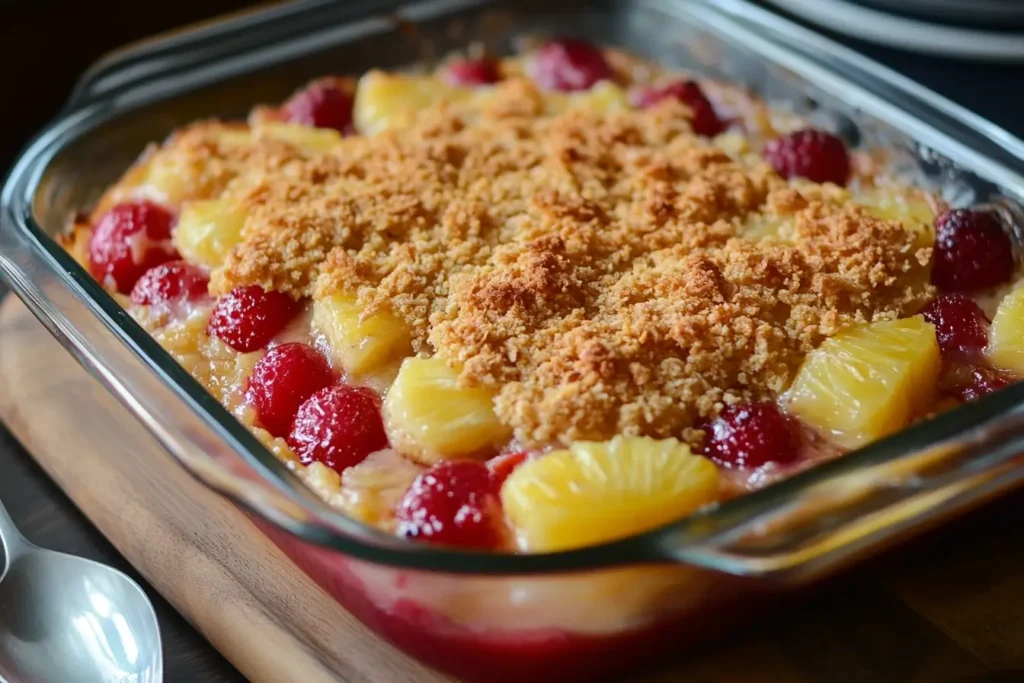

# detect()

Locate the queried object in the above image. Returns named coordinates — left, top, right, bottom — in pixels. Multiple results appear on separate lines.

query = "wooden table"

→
left=2, top=3, right=1024, bottom=683
left=0, top=286, right=244, bottom=681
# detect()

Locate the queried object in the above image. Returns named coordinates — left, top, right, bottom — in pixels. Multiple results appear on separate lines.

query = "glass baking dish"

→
left=4, top=0, right=1024, bottom=680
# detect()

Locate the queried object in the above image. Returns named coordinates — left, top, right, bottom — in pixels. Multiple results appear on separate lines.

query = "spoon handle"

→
left=0, top=497, right=24, bottom=562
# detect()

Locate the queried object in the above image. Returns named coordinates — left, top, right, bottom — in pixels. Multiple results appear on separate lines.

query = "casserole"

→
left=3, top=0, right=1024, bottom=680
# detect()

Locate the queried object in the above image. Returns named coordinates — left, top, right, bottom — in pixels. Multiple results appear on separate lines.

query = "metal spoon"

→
left=0, top=498, right=162, bottom=683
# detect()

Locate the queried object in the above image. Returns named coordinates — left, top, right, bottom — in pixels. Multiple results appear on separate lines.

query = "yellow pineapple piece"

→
left=501, top=436, right=719, bottom=552
left=740, top=213, right=794, bottom=241
left=353, top=70, right=627, bottom=135
left=354, top=71, right=473, bottom=135
left=141, top=152, right=200, bottom=205
left=133, top=127, right=252, bottom=206
left=149, top=308, right=261, bottom=413
left=312, top=293, right=412, bottom=375
left=714, top=131, right=752, bottom=158
left=339, top=449, right=425, bottom=526
left=987, top=286, right=1024, bottom=375
left=785, top=316, right=940, bottom=449
left=517, top=81, right=629, bottom=118
left=856, top=188, right=936, bottom=248
left=383, top=356, right=511, bottom=464
left=550, top=81, right=629, bottom=115
left=302, top=461, right=343, bottom=499
left=254, top=122, right=342, bottom=154
left=213, top=128, right=255, bottom=148
left=173, top=198, right=247, bottom=269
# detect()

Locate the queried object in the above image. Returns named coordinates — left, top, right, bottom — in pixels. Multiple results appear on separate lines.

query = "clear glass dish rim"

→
left=3, top=0, right=1024, bottom=576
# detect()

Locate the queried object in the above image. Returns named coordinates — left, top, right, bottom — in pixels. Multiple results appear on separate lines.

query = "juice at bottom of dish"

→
left=254, top=519, right=774, bottom=683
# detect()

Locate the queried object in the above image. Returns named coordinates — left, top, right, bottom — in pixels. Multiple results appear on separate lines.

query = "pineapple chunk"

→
left=150, top=309, right=262, bottom=413
left=141, top=152, right=200, bottom=205
left=312, top=293, right=412, bottom=375
left=501, top=436, right=719, bottom=552
left=740, top=213, right=794, bottom=241
left=714, top=131, right=752, bottom=158
left=173, top=199, right=247, bottom=269
left=339, top=449, right=425, bottom=526
left=353, top=70, right=628, bottom=135
left=987, top=286, right=1024, bottom=374
left=254, top=122, right=342, bottom=155
left=134, top=127, right=252, bottom=206
left=490, top=80, right=628, bottom=119
left=785, top=316, right=940, bottom=449
left=212, top=128, right=255, bottom=148
left=383, top=356, right=511, bottom=464
left=548, top=81, right=629, bottom=115
left=856, top=188, right=936, bottom=248
left=354, top=71, right=473, bottom=135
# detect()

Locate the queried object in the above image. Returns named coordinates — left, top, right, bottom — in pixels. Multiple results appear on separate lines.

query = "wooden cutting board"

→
left=0, top=297, right=445, bottom=683
left=2, top=294, right=1024, bottom=683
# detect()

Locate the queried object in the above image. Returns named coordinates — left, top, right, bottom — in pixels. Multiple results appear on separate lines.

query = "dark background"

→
left=1, top=2, right=1023, bottom=682
left=2, top=0, right=1023, bottom=166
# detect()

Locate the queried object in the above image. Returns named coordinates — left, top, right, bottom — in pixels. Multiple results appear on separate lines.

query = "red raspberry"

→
left=88, top=201, right=178, bottom=293
left=130, top=261, right=210, bottom=307
left=397, top=460, right=505, bottom=550
left=633, top=80, right=724, bottom=137
left=206, top=285, right=300, bottom=353
left=763, top=129, right=851, bottom=185
left=702, top=402, right=800, bottom=470
left=931, top=209, right=1014, bottom=293
left=920, top=294, right=990, bottom=360
left=943, top=363, right=1013, bottom=403
left=486, top=451, right=530, bottom=488
left=530, top=38, right=614, bottom=92
left=288, top=385, right=388, bottom=473
left=246, top=343, right=334, bottom=438
left=283, top=80, right=354, bottom=134
left=443, top=57, right=501, bottom=87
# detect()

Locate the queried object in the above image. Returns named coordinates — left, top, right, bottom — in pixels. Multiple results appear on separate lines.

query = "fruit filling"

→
left=442, top=57, right=502, bottom=87
left=245, top=342, right=335, bottom=438
left=63, top=38, right=1023, bottom=554
left=762, top=128, right=851, bottom=185
left=931, top=208, right=1014, bottom=292
left=130, top=260, right=210, bottom=308
left=633, top=80, right=725, bottom=136
left=282, top=78, right=355, bottom=134
left=397, top=460, right=506, bottom=550
left=529, top=38, right=615, bottom=92
left=289, top=385, right=390, bottom=472
left=701, top=403, right=800, bottom=471
left=207, top=285, right=301, bottom=353
left=89, top=200, right=178, bottom=293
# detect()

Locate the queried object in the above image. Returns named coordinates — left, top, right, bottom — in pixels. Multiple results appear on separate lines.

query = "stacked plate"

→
left=859, top=0, right=1024, bottom=25
left=763, top=0, right=1024, bottom=61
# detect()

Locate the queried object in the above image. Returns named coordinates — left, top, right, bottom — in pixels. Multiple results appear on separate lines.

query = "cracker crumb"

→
left=132, top=78, right=935, bottom=447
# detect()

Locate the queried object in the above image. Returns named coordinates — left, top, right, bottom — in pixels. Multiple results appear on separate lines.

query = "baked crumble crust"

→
left=111, top=78, right=934, bottom=447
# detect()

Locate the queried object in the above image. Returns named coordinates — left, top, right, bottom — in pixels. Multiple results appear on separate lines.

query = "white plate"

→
left=764, top=0, right=1024, bottom=62
left=860, top=0, right=1024, bottom=26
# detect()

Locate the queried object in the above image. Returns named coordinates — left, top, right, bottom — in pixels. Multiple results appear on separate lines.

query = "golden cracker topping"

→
left=123, top=78, right=934, bottom=447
